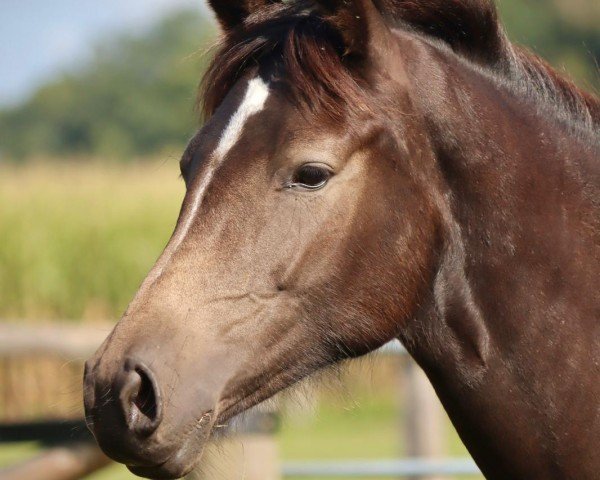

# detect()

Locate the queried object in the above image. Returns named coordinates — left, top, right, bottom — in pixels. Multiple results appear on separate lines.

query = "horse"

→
left=83, top=0, right=600, bottom=478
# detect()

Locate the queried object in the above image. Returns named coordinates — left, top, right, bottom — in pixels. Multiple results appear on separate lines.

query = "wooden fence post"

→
left=196, top=410, right=280, bottom=480
left=404, top=360, right=445, bottom=480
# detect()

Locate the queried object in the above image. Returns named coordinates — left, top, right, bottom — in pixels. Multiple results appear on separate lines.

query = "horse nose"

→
left=84, top=356, right=164, bottom=464
left=85, top=357, right=165, bottom=465
left=117, top=359, right=163, bottom=436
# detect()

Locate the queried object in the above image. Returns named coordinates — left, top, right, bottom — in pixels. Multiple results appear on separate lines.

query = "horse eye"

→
left=289, top=164, right=332, bottom=190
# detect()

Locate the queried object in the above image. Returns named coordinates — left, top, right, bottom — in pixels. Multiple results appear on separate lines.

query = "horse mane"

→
left=200, top=0, right=600, bottom=134
left=201, top=3, right=368, bottom=121
left=511, top=48, right=600, bottom=134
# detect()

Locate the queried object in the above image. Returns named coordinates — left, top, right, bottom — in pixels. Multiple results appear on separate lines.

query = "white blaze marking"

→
left=170, top=77, right=270, bottom=252
left=214, top=77, right=270, bottom=159
left=125, top=78, right=270, bottom=306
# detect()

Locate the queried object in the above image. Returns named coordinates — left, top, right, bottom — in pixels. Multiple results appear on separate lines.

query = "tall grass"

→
left=0, top=158, right=184, bottom=320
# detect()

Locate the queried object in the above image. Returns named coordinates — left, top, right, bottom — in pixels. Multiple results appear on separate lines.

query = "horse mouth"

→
left=126, top=411, right=215, bottom=479
left=125, top=387, right=273, bottom=479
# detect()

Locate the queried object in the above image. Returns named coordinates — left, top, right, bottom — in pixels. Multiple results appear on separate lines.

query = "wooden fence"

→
left=0, top=322, right=476, bottom=480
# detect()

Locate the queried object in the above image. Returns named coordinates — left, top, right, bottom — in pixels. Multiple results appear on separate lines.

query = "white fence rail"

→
left=283, top=459, right=481, bottom=477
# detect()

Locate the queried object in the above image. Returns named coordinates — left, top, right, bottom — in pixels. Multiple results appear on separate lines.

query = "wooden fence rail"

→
left=0, top=322, right=467, bottom=480
left=0, top=323, right=111, bottom=358
left=1, top=443, right=111, bottom=480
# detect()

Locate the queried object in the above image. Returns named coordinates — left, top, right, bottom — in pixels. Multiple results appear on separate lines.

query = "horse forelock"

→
left=200, top=2, right=371, bottom=122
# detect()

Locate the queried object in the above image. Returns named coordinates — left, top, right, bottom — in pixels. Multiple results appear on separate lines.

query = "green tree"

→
left=0, top=10, right=215, bottom=160
left=498, top=0, right=599, bottom=93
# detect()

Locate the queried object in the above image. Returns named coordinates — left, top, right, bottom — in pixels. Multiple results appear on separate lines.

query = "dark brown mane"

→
left=512, top=48, right=600, bottom=135
left=201, top=2, right=369, bottom=121
left=377, top=0, right=600, bottom=135
left=377, top=0, right=506, bottom=65
left=200, top=0, right=600, bottom=137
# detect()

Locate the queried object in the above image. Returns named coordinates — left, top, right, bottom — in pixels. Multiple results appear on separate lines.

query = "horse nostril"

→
left=134, top=367, right=158, bottom=421
left=120, top=360, right=163, bottom=436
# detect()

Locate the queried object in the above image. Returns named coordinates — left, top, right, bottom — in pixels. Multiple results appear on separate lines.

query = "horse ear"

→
left=316, top=0, right=392, bottom=59
left=378, top=0, right=507, bottom=65
left=208, top=0, right=269, bottom=31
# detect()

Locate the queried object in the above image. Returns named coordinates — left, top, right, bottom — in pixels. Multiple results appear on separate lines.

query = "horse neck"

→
left=398, top=36, right=600, bottom=479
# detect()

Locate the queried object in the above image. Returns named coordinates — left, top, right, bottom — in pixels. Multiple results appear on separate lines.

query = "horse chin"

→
left=127, top=411, right=215, bottom=480
left=128, top=461, right=194, bottom=480
left=127, top=452, right=200, bottom=480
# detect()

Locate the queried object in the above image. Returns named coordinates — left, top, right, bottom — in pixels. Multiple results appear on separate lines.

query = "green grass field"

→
left=0, top=159, right=184, bottom=320
left=0, top=160, right=477, bottom=479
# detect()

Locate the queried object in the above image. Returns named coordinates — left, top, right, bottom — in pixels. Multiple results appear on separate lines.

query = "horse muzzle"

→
left=83, top=351, right=218, bottom=479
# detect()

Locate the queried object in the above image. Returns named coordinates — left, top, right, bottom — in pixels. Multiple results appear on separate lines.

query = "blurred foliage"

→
left=0, top=2, right=598, bottom=161
left=0, top=10, right=215, bottom=161
left=498, top=0, right=600, bottom=93
left=0, top=161, right=183, bottom=319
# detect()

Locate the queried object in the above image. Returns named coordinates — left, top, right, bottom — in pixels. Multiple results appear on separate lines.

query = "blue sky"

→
left=0, top=0, right=211, bottom=107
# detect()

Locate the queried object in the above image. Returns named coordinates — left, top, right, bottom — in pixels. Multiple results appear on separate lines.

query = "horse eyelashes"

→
left=291, top=164, right=333, bottom=189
